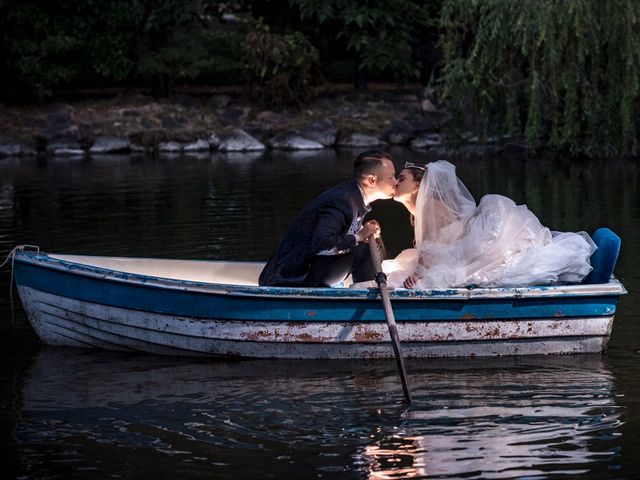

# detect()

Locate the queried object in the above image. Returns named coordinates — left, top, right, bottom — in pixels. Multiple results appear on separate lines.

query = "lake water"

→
left=1, top=148, right=639, bottom=479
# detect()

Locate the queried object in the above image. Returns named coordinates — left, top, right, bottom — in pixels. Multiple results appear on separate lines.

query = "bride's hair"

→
left=402, top=166, right=425, bottom=229
left=404, top=165, right=425, bottom=184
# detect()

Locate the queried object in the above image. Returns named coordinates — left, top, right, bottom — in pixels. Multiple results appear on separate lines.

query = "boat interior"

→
left=50, top=255, right=266, bottom=286
left=46, top=227, right=621, bottom=289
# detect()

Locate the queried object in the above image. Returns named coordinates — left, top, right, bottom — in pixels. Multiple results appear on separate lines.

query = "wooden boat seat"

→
left=584, top=228, right=621, bottom=284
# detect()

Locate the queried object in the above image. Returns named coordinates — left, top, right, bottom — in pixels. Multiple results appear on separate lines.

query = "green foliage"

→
left=289, top=0, right=430, bottom=83
left=1, top=0, right=430, bottom=101
left=2, top=1, right=141, bottom=99
left=73, top=1, right=141, bottom=81
left=134, top=0, right=241, bottom=96
left=2, top=2, right=77, bottom=99
left=0, top=0, right=246, bottom=100
left=243, top=24, right=319, bottom=107
left=439, top=0, right=640, bottom=156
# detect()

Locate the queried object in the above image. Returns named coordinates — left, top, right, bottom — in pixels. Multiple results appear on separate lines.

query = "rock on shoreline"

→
left=0, top=90, right=521, bottom=158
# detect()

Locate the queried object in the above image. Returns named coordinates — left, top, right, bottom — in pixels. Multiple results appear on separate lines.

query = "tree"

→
left=0, top=0, right=246, bottom=101
left=288, top=0, right=431, bottom=89
left=1, top=0, right=140, bottom=100
left=439, top=0, right=640, bottom=156
left=243, top=23, right=319, bottom=107
left=134, top=0, right=245, bottom=97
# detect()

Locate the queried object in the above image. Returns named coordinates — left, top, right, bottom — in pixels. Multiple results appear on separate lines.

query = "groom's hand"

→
left=356, top=220, right=381, bottom=242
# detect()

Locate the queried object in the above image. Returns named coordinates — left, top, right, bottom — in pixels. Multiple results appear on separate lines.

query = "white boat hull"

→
left=19, top=286, right=614, bottom=358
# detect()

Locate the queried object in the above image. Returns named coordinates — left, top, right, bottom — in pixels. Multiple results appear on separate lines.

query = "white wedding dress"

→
left=382, top=160, right=595, bottom=289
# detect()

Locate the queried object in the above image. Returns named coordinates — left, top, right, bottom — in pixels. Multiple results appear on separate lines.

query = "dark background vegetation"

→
left=1, top=0, right=639, bottom=158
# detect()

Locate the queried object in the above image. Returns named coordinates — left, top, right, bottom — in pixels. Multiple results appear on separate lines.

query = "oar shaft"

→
left=379, top=286, right=412, bottom=403
left=369, top=237, right=412, bottom=404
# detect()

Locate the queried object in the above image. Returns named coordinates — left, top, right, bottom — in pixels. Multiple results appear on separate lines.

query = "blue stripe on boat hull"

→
left=14, top=259, right=620, bottom=322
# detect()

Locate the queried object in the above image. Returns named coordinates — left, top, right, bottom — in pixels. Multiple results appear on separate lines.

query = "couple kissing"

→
left=259, top=150, right=595, bottom=290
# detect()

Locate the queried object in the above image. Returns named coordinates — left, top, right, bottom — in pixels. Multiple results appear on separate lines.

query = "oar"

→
left=368, top=236, right=412, bottom=404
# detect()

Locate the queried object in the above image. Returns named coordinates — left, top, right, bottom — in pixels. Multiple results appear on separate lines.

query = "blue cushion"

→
left=584, top=228, right=621, bottom=284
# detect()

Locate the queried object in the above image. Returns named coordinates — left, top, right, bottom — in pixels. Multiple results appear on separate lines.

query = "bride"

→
left=381, top=160, right=595, bottom=289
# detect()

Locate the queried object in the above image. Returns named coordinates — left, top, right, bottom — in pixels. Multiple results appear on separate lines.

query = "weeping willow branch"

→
left=439, top=0, right=640, bottom=157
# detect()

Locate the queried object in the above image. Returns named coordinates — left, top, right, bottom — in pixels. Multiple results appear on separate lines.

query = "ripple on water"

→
left=14, top=349, right=622, bottom=479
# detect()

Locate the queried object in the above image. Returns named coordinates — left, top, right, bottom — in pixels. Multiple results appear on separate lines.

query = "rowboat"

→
left=9, top=228, right=626, bottom=359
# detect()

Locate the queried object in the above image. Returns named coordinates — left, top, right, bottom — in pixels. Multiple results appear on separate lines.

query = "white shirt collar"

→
left=356, top=183, right=370, bottom=207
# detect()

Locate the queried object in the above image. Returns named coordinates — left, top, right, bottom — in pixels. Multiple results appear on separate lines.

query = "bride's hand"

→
left=403, top=275, right=418, bottom=289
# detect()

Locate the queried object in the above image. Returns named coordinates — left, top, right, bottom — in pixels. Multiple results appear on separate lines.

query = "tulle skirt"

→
left=382, top=195, right=595, bottom=289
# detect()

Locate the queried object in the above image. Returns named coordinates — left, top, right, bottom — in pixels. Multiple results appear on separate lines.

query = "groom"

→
left=259, top=150, right=397, bottom=287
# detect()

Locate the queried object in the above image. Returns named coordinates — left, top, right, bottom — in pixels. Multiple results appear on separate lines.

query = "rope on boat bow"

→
left=0, top=245, right=40, bottom=327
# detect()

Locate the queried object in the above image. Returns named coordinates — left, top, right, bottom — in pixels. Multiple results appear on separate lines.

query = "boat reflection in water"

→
left=359, top=356, right=621, bottom=479
left=17, top=349, right=621, bottom=479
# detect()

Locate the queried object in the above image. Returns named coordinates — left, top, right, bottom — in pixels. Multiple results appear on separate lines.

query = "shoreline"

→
left=0, top=85, right=568, bottom=159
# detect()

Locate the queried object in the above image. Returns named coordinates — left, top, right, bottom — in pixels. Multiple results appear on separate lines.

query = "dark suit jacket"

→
left=259, top=180, right=369, bottom=286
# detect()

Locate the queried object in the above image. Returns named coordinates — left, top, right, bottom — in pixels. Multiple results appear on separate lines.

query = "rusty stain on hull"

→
left=353, top=327, right=384, bottom=342
left=240, top=323, right=335, bottom=343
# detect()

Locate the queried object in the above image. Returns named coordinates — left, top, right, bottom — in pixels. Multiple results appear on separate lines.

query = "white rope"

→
left=0, top=246, right=19, bottom=327
left=1, top=245, right=40, bottom=327
left=0, top=246, right=20, bottom=270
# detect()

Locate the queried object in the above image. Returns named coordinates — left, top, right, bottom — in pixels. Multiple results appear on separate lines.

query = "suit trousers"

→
left=302, top=243, right=376, bottom=287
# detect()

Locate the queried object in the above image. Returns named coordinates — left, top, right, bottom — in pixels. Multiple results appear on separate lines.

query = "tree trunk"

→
left=354, top=63, right=367, bottom=91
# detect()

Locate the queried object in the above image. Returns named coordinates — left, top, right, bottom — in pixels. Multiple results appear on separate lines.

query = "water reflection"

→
left=362, top=356, right=620, bottom=479
left=17, top=349, right=621, bottom=479
left=212, top=151, right=266, bottom=163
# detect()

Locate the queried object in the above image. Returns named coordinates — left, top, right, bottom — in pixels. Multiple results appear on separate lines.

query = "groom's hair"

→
left=353, top=150, right=393, bottom=180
